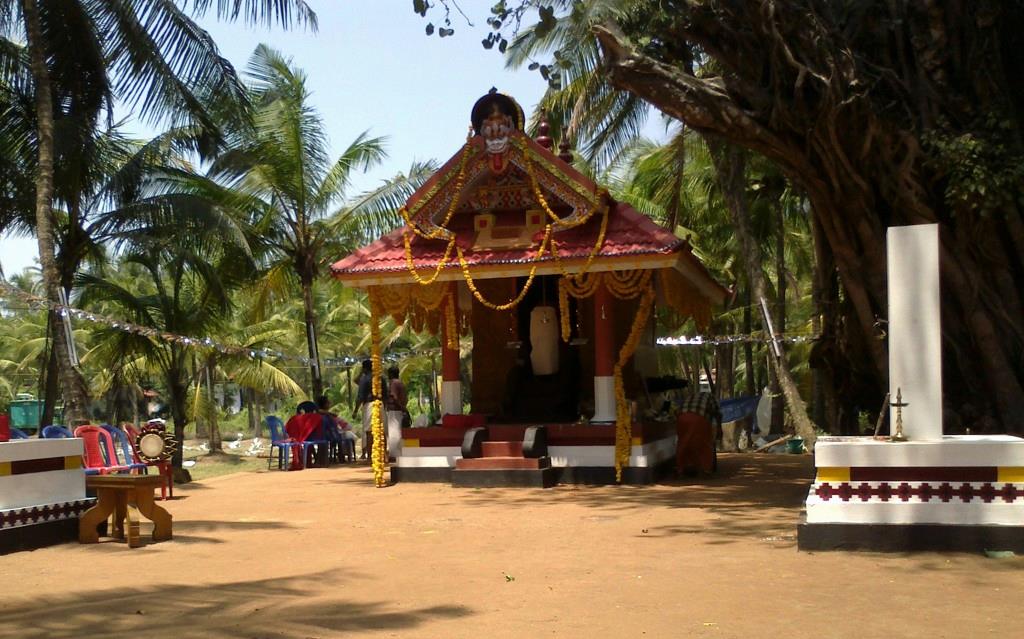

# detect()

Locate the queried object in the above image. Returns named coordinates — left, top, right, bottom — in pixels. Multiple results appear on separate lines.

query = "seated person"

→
left=317, top=395, right=356, bottom=462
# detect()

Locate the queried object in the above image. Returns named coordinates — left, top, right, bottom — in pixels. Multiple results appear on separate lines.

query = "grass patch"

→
left=184, top=451, right=268, bottom=481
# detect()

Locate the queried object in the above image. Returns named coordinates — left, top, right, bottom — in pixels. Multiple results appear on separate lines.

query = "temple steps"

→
left=481, top=441, right=523, bottom=457
left=455, top=456, right=548, bottom=470
left=452, top=439, right=556, bottom=488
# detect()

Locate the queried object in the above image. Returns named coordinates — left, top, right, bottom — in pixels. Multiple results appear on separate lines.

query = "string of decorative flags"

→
left=0, top=279, right=425, bottom=367
left=2, top=278, right=820, bottom=363
left=657, top=332, right=819, bottom=347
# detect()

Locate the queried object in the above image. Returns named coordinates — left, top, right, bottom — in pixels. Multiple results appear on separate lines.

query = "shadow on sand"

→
left=0, top=570, right=473, bottom=639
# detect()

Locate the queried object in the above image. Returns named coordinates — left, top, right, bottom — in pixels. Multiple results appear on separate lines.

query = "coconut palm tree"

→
left=78, top=232, right=253, bottom=469
left=2, top=0, right=316, bottom=424
left=207, top=44, right=391, bottom=398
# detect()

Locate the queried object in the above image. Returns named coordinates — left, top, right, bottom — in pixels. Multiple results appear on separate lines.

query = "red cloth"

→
left=676, top=412, right=714, bottom=474
left=283, top=413, right=325, bottom=471
left=285, top=413, right=323, bottom=443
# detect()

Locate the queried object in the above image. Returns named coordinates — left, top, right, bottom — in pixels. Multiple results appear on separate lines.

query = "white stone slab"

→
left=0, top=438, right=82, bottom=463
left=805, top=499, right=1024, bottom=526
left=440, top=381, right=462, bottom=416
left=814, top=435, right=1024, bottom=468
left=630, top=437, right=676, bottom=467
left=394, top=454, right=460, bottom=468
left=592, top=376, right=616, bottom=423
left=0, top=470, right=86, bottom=511
left=887, top=224, right=943, bottom=440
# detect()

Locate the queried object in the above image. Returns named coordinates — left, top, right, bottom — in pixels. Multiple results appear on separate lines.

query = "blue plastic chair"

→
left=266, top=416, right=300, bottom=470
left=9, top=427, right=29, bottom=439
left=100, top=424, right=149, bottom=474
left=42, top=425, right=73, bottom=438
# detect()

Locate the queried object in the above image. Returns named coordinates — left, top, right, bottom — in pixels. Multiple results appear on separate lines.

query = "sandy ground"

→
left=2, top=454, right=1020, bottom=639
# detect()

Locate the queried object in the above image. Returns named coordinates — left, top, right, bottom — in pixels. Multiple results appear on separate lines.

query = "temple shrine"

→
left=331, top=91, right=728, bottom=487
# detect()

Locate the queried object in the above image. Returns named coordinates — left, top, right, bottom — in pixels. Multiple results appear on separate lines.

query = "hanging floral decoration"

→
left=367, top=289, right=388, bottom=487
left=611, top=270, right=656, bottom=482
left=556, top=270, right=650, bottom=343
left=394, top=135, right=608, bottom=315
left=442, top=283, right=459, bottom=350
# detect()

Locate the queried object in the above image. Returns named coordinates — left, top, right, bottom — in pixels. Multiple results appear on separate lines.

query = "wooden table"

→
left=79, top=475, right=172, bottom=548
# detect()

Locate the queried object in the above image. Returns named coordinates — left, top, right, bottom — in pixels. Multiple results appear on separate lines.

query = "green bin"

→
left=9, top=399, right=61, bottom=432
left=786, top=437, right=805, bottom=454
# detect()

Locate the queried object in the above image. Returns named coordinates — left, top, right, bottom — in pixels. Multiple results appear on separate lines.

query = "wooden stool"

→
left=80, top=475, right=172, bottom=548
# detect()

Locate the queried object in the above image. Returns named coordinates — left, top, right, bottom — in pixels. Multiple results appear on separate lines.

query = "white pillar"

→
left=441, top=380, right=462, bottom=416
left=592, top=376, right=616, bottom=423
left=887, top=224, right=943, bottom=440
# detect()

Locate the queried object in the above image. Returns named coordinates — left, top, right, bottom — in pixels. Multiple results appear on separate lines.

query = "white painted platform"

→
left=0, top=438, right=86, bottom=512
left=814, top=435, right=1024, bottom=467
left=806, top=435, right=1024, bottom=527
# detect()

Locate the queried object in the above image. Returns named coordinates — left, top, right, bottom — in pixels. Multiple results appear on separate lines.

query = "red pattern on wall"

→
left=0, top=499, right=94, bottom=530
left=814, top=482, right=1023, bottom=503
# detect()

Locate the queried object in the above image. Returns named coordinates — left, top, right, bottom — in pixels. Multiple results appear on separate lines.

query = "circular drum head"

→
left=138, top=432, right=166, bottom=458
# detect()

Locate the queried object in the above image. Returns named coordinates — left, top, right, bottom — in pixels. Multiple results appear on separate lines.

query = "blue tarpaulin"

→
left=719, top=395, right=761, bottom=432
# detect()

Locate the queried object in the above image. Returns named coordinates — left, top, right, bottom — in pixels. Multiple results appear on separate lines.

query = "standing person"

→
left=675, top=385, right=721, bottom=476
left=385, top=365, right=409, bottom=462
left=353, top=359, right=376, bottom=461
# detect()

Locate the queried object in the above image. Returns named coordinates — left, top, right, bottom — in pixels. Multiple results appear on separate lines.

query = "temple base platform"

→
left=0, top=438, right=90, bottom=554
left=393, top=420, right=677, bottom=486
left=799, top=435, right=1024, bottom=553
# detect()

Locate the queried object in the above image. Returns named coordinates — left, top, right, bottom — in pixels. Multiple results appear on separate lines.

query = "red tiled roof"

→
left=330, top=201, right=683, bottom=277
left=330, top=127, right=725, bottom=305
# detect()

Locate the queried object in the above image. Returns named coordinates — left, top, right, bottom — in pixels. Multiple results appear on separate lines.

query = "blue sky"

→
left=1, top=2, right=659, bottom=276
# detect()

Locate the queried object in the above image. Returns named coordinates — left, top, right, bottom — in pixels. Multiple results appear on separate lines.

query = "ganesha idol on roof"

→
left=471, top=88, right=525, bottom=174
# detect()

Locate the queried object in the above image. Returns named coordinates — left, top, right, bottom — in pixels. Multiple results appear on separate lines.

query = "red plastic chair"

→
left=123, top=422, right=173, bottom=500
left=74, top=425, right=130, bottom=475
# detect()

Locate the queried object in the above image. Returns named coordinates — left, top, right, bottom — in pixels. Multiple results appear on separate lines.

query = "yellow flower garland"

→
left=612, top=272, right=655, bottom=482
left=443, top=287, right=459, bottom=351
left=457, top=224, right=553, bottom=311
left=516, top=138, right=600, bottom=228
left=403, top=228, right=457, bottom=286
left=401, top=142, right=474, bottom=239
left=557, top=271, right=601, bottom=342
left=367, top=291, right=387, bottom=487
left=549, top=193, right=610, bottom=281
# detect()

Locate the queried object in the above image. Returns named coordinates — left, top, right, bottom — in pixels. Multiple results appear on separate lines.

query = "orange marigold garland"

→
left=443, top=287, right=459, bottom=351
left=403, top=228, right=456, bottom=286
left=612, top=271, right=655, bottom=482
left=457, top=224, right=553, bottom=311
left=549, top=192, right=610, bottom=281
left=368, top=289, right=387, bottom=487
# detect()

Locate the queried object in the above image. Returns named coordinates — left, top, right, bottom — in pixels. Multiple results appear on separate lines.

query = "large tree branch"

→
left=593, top=22, right=809, bottom=180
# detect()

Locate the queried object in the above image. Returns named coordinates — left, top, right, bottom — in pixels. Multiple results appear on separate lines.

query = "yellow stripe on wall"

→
left=0, top=461, right=10, bottom=476
left=997, top=467, right=1024, bottom=483
left=64, top=456, right=82, bottom=470
left=816, top=467, right=850, bottom=483
left=631, top=437, right=643, bottom=447
left=403, top=439, right=420, bottom=448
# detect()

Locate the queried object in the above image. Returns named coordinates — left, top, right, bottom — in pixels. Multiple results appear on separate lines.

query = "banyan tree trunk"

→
left=594, top=2, right=1024, bottom=433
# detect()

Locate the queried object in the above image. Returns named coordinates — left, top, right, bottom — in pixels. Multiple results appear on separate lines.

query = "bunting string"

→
left=0, top=279, right=443, bottom=367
